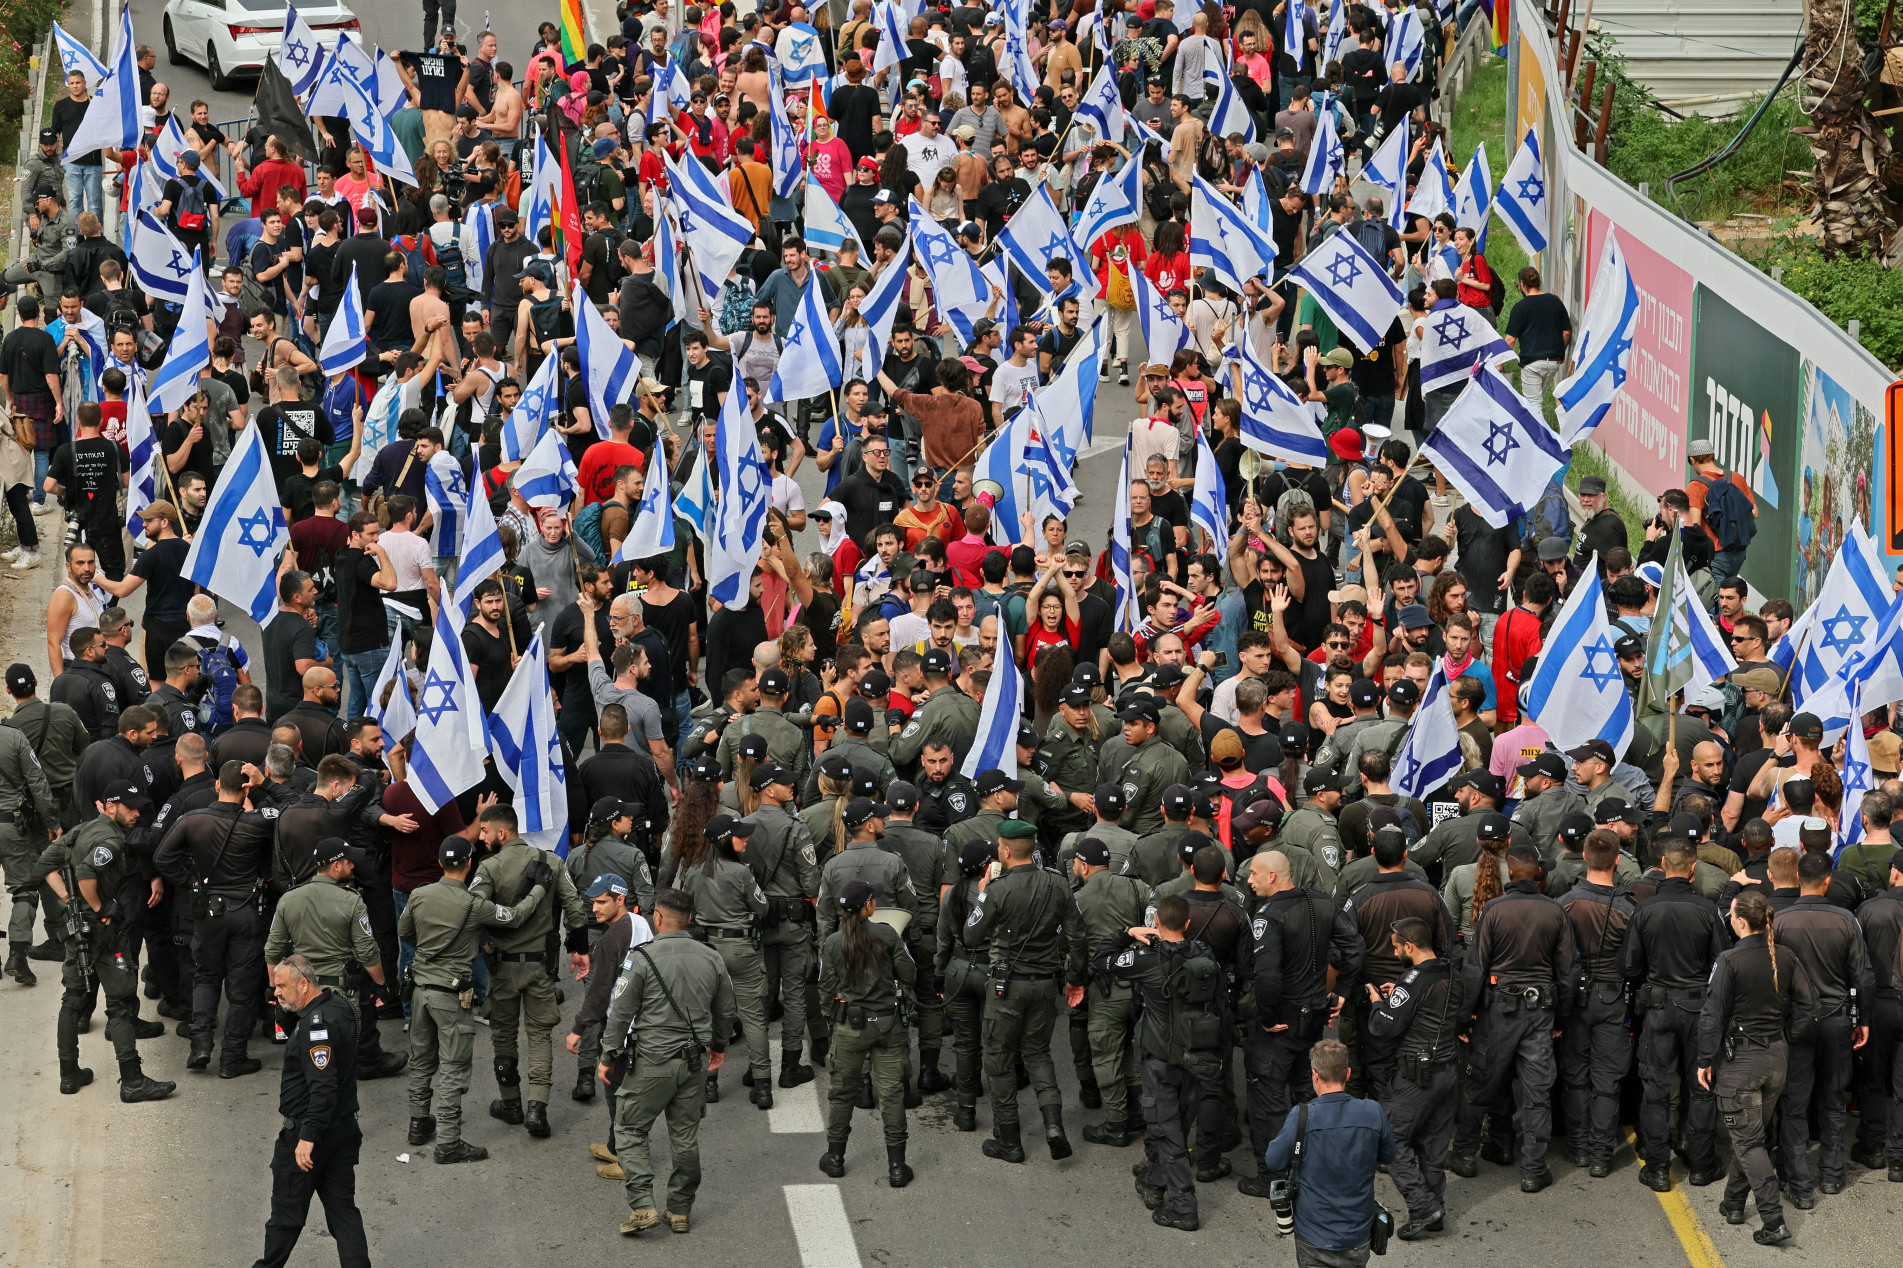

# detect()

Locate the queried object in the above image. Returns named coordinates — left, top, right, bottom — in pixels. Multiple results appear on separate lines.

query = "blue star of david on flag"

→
left=1482, top=418, right=1521, bottom=467
left=166, top=250, right=191, bottom=279
left=1431, top=311, right=1469, bottom=350
left=1578, top=635, right=1621, bottom=691
left=416, top=671, right=460, bottom=727
left=785, top=318, right=807, bottom=347
left=285, top=39, right=309, bottom=68
left=1516, top=175, right=1544, bottom=202
left=235, top=507, right=278, bottom=556
left=1819, top=604, right=1869, bottom=655
left=1324, top=252, right=1362, bottom=289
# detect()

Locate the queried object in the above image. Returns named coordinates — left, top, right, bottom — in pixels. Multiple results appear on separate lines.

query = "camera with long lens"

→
left=1267, top=1177, right=1295, bottom=1236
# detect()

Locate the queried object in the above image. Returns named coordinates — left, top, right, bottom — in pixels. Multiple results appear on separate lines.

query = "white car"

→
left=162, top=0, right=360, bottom=92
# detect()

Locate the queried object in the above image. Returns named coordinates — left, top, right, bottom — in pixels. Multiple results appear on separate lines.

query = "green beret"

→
left=997, top=818, right=1037, bottom=841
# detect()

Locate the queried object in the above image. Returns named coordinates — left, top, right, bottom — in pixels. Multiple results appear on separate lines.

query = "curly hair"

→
left=1471, top=833, right=1509, bottom=930
left=1032, top=643, right=1075, bottom=718
left=667, top=780, right=722, bottom=881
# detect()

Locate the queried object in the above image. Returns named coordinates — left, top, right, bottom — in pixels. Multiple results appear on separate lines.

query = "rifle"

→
left=59, top=860, right=95, bottom=988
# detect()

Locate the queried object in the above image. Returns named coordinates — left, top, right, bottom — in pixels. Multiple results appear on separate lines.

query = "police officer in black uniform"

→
left=72, top=704, right=160, bottom=811
left=1449, top=836, right=1576, bottom=1192
left=914, top=738, right=977, bottom=828
left=1367, top=914, right=1460, bottom=1241
left=51, top=628, right=125, bottom=741
left=255, top=953, right=370, bottom=1268
left=567, top=701, right=669, bottom=869
left=1698, top=890, right=1817, bottom=1246
left=1622, top=840, right=1728, bottom=1193
left=154, top=760, right=279, bottom=1076
left=1555, top=830, right=1639, bottom=1176
left=146, top=641, right=207, bottom=741
left=1852, top=849, right=1903, bottom=1177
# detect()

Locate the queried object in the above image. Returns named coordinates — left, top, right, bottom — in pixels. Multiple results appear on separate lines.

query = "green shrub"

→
left=1604, top=87, right=1806, bottom=222
left=1740, top=238, right=1903, bottom=372
left=0, top=0, right=66, bottom=166
left=1442, top=57, right=1531, bottom=326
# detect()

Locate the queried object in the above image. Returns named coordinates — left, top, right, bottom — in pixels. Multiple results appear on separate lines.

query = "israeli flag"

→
left=52, top=21, right=108, bottom=91
left=777, top=21, right=829, bottom=84
left=803, top=179, right=865, bottom=257
left=1848, top=592, right=1903, bottom=715
left=651, top=208, right=694, bottom=326
left=1322, top=0, right=1349, bottom=69
left=1362, top=125, right=1411, bottom=234
left=1241, top=165, right=1278, bottom=245
left=318, top=264, right=369, bottom=375
left=1133, top=265, right=1191, bottom=364
left=870, top=0, right=908, bottom=75
left=1556, top=227, right=1640, bottom=446
left=674, top=446, right=717, bottom=542
left=130, top=210, right=197, bottom=306
left=1299, top=105, right=1344, bottom=197
left=307, top=36, right=373, bottom=114
left=1791, top=520, right=1891, bottom=705
left=1653, top=547, right=1741, bottom=710
left=616, top=463, right=679, bottom=563
left=1284, top=0, right=1314, bottom=72
left=768, top=74, right=804, bottom=200
left=668, top=149, right=755, bottom=306
left=524, top=127, right=558, bottom=247
left=1031, top=311, right=1103, bottom=461
left=1837, top=683, right=1872, bottom=858
left=369, top=45, right=408, bottom=113
left=910, top=198, right=988, bottom=311
left=276, top=5, right=327, bottom=96
left=1389, top=6, right=1425, bottom=82
left=1190, top=174, right=1275, bottom=294
left=1000, top=0, right=1041, bottom=106
left=125, top=160, right=163, bottom=224
left=1418, top=302, right=1515, bottom=394
left=575, top=286, right=638, bottom=438
left=1523, top=559, right=1636, bottom=755
left=462, top=201, right=494, bottom=297
left=64, top=5, right=138, bottom=158
left=960, top=627, right=1023, bottom=780
left=406, top=600, right=490, bottom=813
left=1419, top=366, right=1570, bottom=528
left=707, top=375, right=771, bottom=609
left=1209, top=70, right=1257, bottom=144
left=768, top=270, right=844, bottom=403
left=1493, top=129, right=1549, bottom=257
left=48, top=306, right=108, bottom=400
left=179, top=421, right=288, bottom=625
left=1453, top=144, right=1493, bottom=252
left=1110, top=432, right=1138, bottom=632
left=1407, top=139, right=1454, bottom=220
left=1020, top=417, right=1080, bottom=531
left=423, top=450, right=469, bottom=558
left=646, top=61, right=691, bottom=129
left=999, top=182, right=1093, bottom=292
left=502, top=352, right=560, bottom=463
left=1283, top=228, right=1406, bottom=353
left=450, top=466, right=504, bottom=615
left=149, top=117, right=228, bottom=200
left=1229, top=334, right=1330, bottom=466
left=1071, top=153, right=1143, bottom=255
left=1074, top=62, right=1127, bottom=143
left=857, top=235, right=913, bottom=380
left=368, top=636, right=416, bottom=740
left=148, top=249, right=213, bottom=413
left=124, top=382, right=158, bottom=548
left=1190, top=428, right=1229, bottom=557
left=1392, top=665, right=1464, bottom=801
left=489, top=634, right=570, bottom=854
left=516, top=426, right=580, bottom=509
left=973, top=406, right=1037, bottom=546
left=359, top=375, right=402, bottom=463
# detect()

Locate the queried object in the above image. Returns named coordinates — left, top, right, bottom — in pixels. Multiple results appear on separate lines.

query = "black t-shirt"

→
left=1201, top=714, right=1281, bottom=773
left=263, top=610, right=320, bottom=718
left=1285, top=547, right=1336, bottom=652
left=640, top=588, right=698, bottom=690
left=131, top=538, right=195, bottom=623
left=833, top=469, right=909, bottom=549
left=461, top=619, right=514, bottom=712
left=547, top=601, right=612, bottom=718
left=1, top=326, right=59, bottom=398
left=1452, top=504, right=1518, bottom=615
left=282, top=465, right=345, bottom=524
left=1729, top=747, right=1792, bottom=826
left=1504, top=291, right=1574, bottom=364
left=683, top=358, right=731, bottom=424
left=366, top=279, right=421, bottom=350
left=401, top=51, right=464, bottom=113
left=49, top=436, right=123, bottom=527
left=162, top=418, right=216, bottom=484
left=250, top=238, right=290, bottom=313
left=334, top=545, right=389, bottom=655
left=51, top=95, right=103, bottom=165
left=974, top=178, right=1028, bottom=237
left=1152, top=487, right=1191, bottom=536
left=257, top=403, right=337, bottom=487
left=161, top=176, right=214, bottom=241
left=1350, top=316, right=1407, bottom=399
left=1037, top=322, right=1084, bottom=371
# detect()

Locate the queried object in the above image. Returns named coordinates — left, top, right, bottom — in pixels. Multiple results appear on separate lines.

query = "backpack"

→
left=430, top=224, right=469, bottom=291
left=574, top=157, right=606, bottom=208
left=1486, top=264, right=1506, bottom=314
left=191, top=635, right=241, bottom=731
left=237, top=257, right=275, bottom=321
left=1162, top=941, right=1224, bottom=1070
left=1695, top=473, right=1757, bottom=551
left=1352, top=218, right=1390, bottom=268
left=573, top=500, right=609, bottom=559
left=173, top=177, right=210, bottom=233
left=392, top=233, right=427, bottom=287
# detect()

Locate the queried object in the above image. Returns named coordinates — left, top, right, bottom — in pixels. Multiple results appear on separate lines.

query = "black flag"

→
left=252, top=58, right=316, bottom=165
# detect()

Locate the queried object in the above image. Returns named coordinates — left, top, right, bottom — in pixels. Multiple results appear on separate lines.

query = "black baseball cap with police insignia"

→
left=922, top=648, right=955, bottom=675
left=312, top=836, right=367, bottom=866
left=759, top=667, right=791, bottom=695
left=5, top=663, right=34, bottom=693
left=739, top=733, right=771, bottom=760
left=1520, top=751, right=1568, bottom=783
left=976, top=769, right=1023, bottom=797
left=1016, top=723, right=1039, bottom=748
left=1117, top=697, right=1161, bottom=725
left=749, top=762, right=795, bottom=790
left=1555, top=813, right=1594, bottom=849
left=1348, top=678, right=1381, bottom=708
left=586, top=874, right=629, bottom=899
left=101, top=780, right=151, bottom=808
left=690, top=753, right=724, bottom=782
left=886, top=780, right=921, bottom=811
left=853, top=769, right=881, bottom=798
left=1060, top=683, right=1092, bottom=708
left=1094, top=782, right=1127, bottom=814
left=860, top=668, right=893, bottom=696
left=1593, top=796, right=1642, bottom=826
left=843, top=697, right=876, bottom=733
left=1565, top=738, right=1618, bottom=766
left=1075, top=837, right=1111, bottom=867
left=819, top=750, right=854, bottom=780
left=705, top=814, right=754, bottom=843
left=1475, top=812, right=1512, bottom=843
left=439, top=837, right=474, bottom=868
left=837, top=878, right=876, bottom=909
left=842, top=797, right=890, bottom=827
left=1071, top=664, right=1102, bottom=687
left=1386, top=678, right=1420, bottom=708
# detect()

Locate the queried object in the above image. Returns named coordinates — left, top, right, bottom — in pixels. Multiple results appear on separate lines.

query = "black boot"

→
left=705, top=1073, right=720, bottom=1103
left=917, top=1052, right=950, bottom=1094
left=1195, top=1154, right=1233, bottom=1182
left=131, top=1016, right=166, bottom=1040
left=524, top=1101, right=551, bottom=1138
left=186, top=1038, right=214, bottom=1071
left=887, top=1143, right=914, bottom=1187
left=779, top=1047, right=814, bottom=1088
left=409, top=1116, right=438, bottom=1146
left=118, top=1059, right=176, bottom=1103
left=1083, top=1121, right=1133, bottom=1147
left=982, top=1123, right=1026, bottom=1163
left=59, top=1063, right=93, bottom=1094
left=490, top=1097, right=525, bottom=1125
left=1640, top=1164, right=1672, bottom=1193
left=5, top=946, right=35, bottom=986
left=856, top=1074, right=875, bottom=1109
left=574, top=1067, right=596, bottom=1102
left=220, top=1056, right=263, bottom=1079
left=1042, top=1104, right=1073, bottom=1161
left=1754, top=1221, right=1794, bottom=1246
left=818, top=1136, right=848, bottom=1177
left=751, top=1080, right=775, bottom=1110
left=952, top=1097, right=978, bottom=1132
left=27, top=938, right=64, bottom=961
left=903, top=1077, right=922, bottom=1109
left=808, top=1035, right=830, bottom=1067
left=1078, top=1081, right=1102, bottom=1109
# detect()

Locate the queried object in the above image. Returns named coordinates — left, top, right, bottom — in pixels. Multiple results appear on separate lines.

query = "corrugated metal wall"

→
left=1590, top=0, right=1803, bottom=114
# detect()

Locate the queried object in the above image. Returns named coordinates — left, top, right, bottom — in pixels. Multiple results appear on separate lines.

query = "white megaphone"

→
left=972, top=479, right=1005, bottom=508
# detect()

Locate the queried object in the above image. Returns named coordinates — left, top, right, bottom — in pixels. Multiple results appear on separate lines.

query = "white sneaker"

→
left=32, top=502, right=58, bottom=516
left=13, top=550, right=40, bottom=570
left=0, top=546, right=20, bottom=562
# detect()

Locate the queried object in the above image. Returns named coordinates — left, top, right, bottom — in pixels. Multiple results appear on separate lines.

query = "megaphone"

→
left=1238, top=448, right=1262, bottom=490
left=972, top=479, right=1005, bottom=508
left=1362, top=422, right=1393, bottom=440
left=869, top=907, right=913, bottom=938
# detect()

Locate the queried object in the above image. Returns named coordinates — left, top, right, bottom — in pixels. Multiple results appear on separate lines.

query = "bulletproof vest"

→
left=1156, top=938, right=1224, bottom=1067
left=1394, top=961, right=1458, bottom=1060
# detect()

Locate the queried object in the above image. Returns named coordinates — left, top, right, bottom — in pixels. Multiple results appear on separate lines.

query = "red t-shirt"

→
left=1490, top=605, right=1544, bottom=728
left=98, top=400, right=129, bottom=457
left=1090, top=226, right=1148, bottom=297
left=1145, top=251, right=1192, bottom=296
left=384, top=780, right=468, bottom=893
left=945, top=533, right=992, bottom=584
left=576, top=439, right=645, bottom=505
left=1024, top=616, right=1081, bottom=668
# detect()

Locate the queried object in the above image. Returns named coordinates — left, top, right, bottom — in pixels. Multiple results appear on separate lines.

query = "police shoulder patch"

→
left=308, top=1044, right=332, bottom=1070
left=493, top=905, right=513, bottom=922
left=1115, top=948, right=1137, bottom=967
left=261, top=806, right=280, bottom=819
left=91, top=845, right=114, bottom=867
left=1387, top=986, right=1410, bottom=1009
left=901, top=720, right=921, bottom=739
left=181, top=709, right=197, bottom=731
left=965, top=892, right=987, bottom=926
left=801, top=843, right=817, bottom=865
left=1251, top=916, right=1268, bottom=941
left=948, top=791, right=969, bottom=814
left=101, top=683, right=117, bottom=702
left=358, top=913, right=373, bottom=937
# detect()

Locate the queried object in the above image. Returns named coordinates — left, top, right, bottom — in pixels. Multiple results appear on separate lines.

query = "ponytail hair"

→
left=1471, top=834, right=1508, bottom=928
left=737, top=753, right=762, bottom=816
left=1733, top=890, right=1777, bottom=990
left=838, top=898, right=882, bottom=986
left=821, top=773, right=852, bottom=855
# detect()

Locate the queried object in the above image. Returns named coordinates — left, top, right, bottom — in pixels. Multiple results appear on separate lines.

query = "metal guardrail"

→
left=9, top=37, right=53, bottom=274
left=1432, top=14, right=1497, bottom=128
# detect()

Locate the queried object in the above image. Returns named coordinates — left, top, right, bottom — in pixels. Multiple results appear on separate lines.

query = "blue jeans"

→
left=392, top=888, right=416, bottom=1018
left=32, top=450, right=49, bottom=505
left=436, top=555, right=460, bottom=595
left=64, top=164, right=104, bottom=220
left=1710, top=547, right=1747, bottom=589
left=341, top=647, right=390, bottom=721
left=674, top=687, right=694, bottom=751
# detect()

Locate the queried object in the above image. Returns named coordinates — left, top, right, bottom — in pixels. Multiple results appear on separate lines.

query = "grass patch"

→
left=1564, top=442, right=1645, bottom=553
left=1738, top=237, right=1903, bottom=372
left=1443, top=56, right=1531, bottom=328
left=1604, top=86, right=1807, bottom=223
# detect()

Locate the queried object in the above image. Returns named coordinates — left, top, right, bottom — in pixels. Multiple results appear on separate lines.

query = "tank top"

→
left=58, top=580, right=110, bottom=661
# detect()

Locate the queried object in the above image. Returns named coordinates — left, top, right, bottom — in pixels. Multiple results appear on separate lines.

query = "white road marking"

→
left=783, top=1184, right=862, bottom=1268
left=767, top=1038, right=825, bottom=1133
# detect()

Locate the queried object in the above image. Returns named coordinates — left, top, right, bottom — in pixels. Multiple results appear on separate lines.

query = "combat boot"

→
left=750, top=1082, right=775, bottom=1110
left=1078, top=1081, right=1102, bottom=1109
left=118, top=1059, right=176, bottom=1103
left=5, top=946, right=35, bottom=985
left=620, top=1207, right=661, bottom=1235
left=409, top=1116, right=438, bottom=1146
left=952, top=1097, right=978, bottom=1131
left=1152, top=1209, right=1199, bottom=1232
left=27, top=938, right=64, bottom=961
left=1754, top=1221, right=1794, bottom=1246
left=982, top=1123, right=1026, bottom=1163
left=855, top=1074, right=875, bottom=1109
left=186, top=1038, right=214, bottom=1071
left=220, top=1057, right=263, bottom=1079
left=524, top=1101, right=551, bottom=1138
left=490, top=1098, right=526, bottom=1125
left=59, top=1063, right=93, bottom=1094
left=887, top=1144, right=914, bottom=1188
left=1083, top=1122, right=1133, bottom=1147
left=1195, top=1154, right=1233, bottom=1182
left=1639, top=1164, right=1672, bottom=1193
left=818, top=1134, right=848, bottom=1177
left=573, top=1067, right=596, bottom=1101
left=131, top=1016, right=166, bottom=1040
left=435, top=1141, right=489, bottom=1164
left=779, top=1046, right=814, bottom=1087
left=705, top=1072, right=720, bottom=1103
left=808, top=1034, right=830, bottom=1067
left=917, top=1051, right=950, bottom=1094
left=1042, top=1104, right=1073, bottom=1160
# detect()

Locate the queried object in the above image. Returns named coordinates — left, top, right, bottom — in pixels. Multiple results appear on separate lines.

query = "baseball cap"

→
left=705, top=814, right=755, bottom=843
left=1210, top=729, right=1245, bottom=765
left=1614, top=634, right=1646, bottom=659
left=957, top=840, right=996, bottom=874
left=1071, top=663, right=1103, bottom=687
left=922, top=648, right=955, bottom=676
left=951, top=124, right=978, bottom=140
left=957, top=220, right=984, bottom=241
left=1016, top=723, right=1039, bottom=749
left=843, top=697, right=876, bottom=734
left=1666, top=811, right=1708, bottom=843
left=1174, top=830, right=1213, bottom=864
left=1327, top=583, right=1369, bottom=605
left=1730, top=667, right=1781, bottom=694
left=1149, top=664, right=1187, bottom=690
left=1565, top=739, right=1617, bottom=766
left=853, top=769, right=881, bottom=798
left=1790, top=712, right=1824, bottom=740
left=38, top=128, right=56, bottom=146
left=1060, top=683, right=1093, bottom=708
left=976, top=769, right=1024, bottom=797
left=842, top=797, right=890, bottom=827
left=860, top=668, right=893, bottom=696
left=438, top=837, right=474, bottom=868
left=689, top=754, right=724, bottom=782
left=1075, top=838, right=1111, bottom=867
left=1232, top=799, right=1285, bottom=833
left=1303, top=765, right=1346, bottom=794
left=138, top=500, right=178, bottom=529
left=749, top=762, right=795, bottom=790
left=516, top=258, right=555, bottom=284
left=1462, top=771, right=1505, bottom=801
left=738, top=733, right=771, bottom=761
left=1397, top=604, right=1433, bottom=630
left=590, top=796, right=635, bottom=822
left=1279, top=720, right=1311, bottom=750
left=1348, top=678, right=1381, bottom=708
left=5, top=663, right=34, bottom=694
left=871, top=189, right=896, bottom=206
left=586, top=874, right=629, bottom=899
left=1161, top=784, right=1197, bottom=816
left=818, top=750, right=854, bottom=781
left=1386, top=679, right=1420, bottom=708
left=1475, top=812, right=1512, bottom=843
left=312, top=836, right=366, bottom=867
left=971, top=317, right=999, bottom=340
left=837, top=879, right=876, bottom=911
left=1094, top=782, right=1127, bottom=815
left=1592, top=796, right=1642, bottom=826
left=1118, top=698, right=1161, bottom=725
left=1537, top=536, right=1570, bottom=562
left=1521, top=752, right=1567, bottom=782
left=1556, top=813, right=1594, bottom=848
left=1319, top=347, right=1355, bottom=370
left=886, top=780, right=921, bottom=811
left=759, top=667, right=791, bottom=695
left=493, top=207, right=519, bottom=226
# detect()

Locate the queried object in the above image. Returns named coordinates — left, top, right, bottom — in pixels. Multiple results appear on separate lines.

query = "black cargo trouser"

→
left=254, top=1119, right=369, bottom=1268
left=1636, top=997, right=1718, bottom=1170
left=1244, top=1024, right=1316, bottom=1169
left=1717, top=1040, right=1788, bottom=1226
left=191, top=903, right=266, bottom=1064
left=1854, top=992, right=1903, bottom=1162
left=1452, top=995, right=1558, bottom=1181
left=1140, top=1056, right=1201, bottom=1221
left=1559, top=983, right=1633, bottom=1165
left=1778, top=1012, right=1855, bottom=1194
left=1382, top=1058, right=1457, bottom=1219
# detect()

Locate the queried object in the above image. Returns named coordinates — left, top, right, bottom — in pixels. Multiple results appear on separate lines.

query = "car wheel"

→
left=164, top=16, right=184, bottom=65
left=207, top=44, right=232, bottom=92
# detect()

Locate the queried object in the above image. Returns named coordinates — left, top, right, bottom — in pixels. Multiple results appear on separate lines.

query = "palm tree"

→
left=1797, top=0, right=1895, bottom=257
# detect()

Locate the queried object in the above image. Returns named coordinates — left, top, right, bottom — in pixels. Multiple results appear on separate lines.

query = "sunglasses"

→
left=1325, top=640, right=1349, bottom=650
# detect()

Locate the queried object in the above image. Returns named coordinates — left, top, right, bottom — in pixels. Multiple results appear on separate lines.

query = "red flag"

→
left=556, top=135, right=584, bottom=274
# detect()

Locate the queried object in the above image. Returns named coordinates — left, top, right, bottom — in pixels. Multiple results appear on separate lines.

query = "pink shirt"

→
left=806, top=136, right=852, bottom=201
left=946, top=532, right=990, bottom=581
left=1489, top=721, right=1552, bottom=802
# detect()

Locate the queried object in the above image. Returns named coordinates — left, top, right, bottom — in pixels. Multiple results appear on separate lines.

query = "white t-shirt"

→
left=1130, top=415, right=1183, bottom=472
left=989, top=360, right=1042, bottom=415
left=380, top=529, right=436, bottom=595
left=900, top=131, right=955, bottom=191
left=889, top=611, right=931, bottom=648
left=937, top=54, right=968, bottom=101
left=771, top=471, right=805, bottom=518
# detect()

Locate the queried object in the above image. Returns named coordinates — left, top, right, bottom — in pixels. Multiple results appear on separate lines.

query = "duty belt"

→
left=704, top=928, right=752, bottom=939
left=0, top=811, right=14, bottom=824
left=498, top=951, right=544, bottom=962
left=316, top=974, right=347, bottom=987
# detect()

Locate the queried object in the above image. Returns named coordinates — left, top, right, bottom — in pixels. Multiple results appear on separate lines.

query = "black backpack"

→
left=173, top=177, right=210, bottom=233
left=1164, top=940, right=1224, bottom=1070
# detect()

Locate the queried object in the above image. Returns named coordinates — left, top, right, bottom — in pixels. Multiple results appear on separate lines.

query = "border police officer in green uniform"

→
left=1097, top=698, right=1191, bottom=836
left=1, top=670, right=61, bottom=986
left=744, top=761, right=827, bottom=1081
left=674, top=814, right=774, bottom=1107
left=1067, top=836, right=1153, bottom=1145
left=889, top=649, right=982, bottom=774
left=818, top=878, right=919, bottom=1186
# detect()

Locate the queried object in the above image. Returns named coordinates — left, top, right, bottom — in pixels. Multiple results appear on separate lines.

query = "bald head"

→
left=302, top=667, right=338, bottom=701
left=1247, top=850, right=1294, bottom=898
left=1690, top=740, right=1726, bottom=786
left=176, top=732, right=208, bottom=772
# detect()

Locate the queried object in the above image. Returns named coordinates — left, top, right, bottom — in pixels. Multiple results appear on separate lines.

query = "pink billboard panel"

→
left=1584, top=209, right=1695, bottom=493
